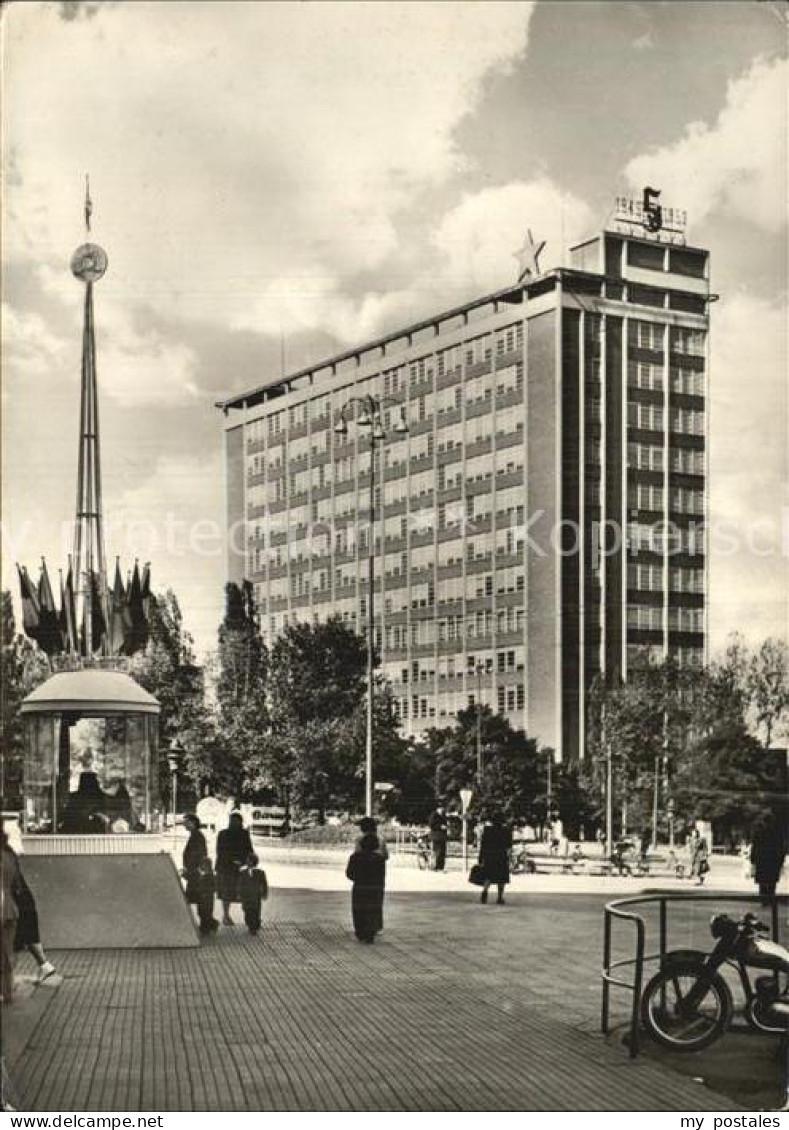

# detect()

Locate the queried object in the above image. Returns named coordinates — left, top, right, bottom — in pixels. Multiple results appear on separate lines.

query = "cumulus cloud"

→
left=7, top=267, right=201, bottom=409
left=5, top=2, right=535, bottom=339
left=1, top=303, right=69, bottom=378
left=625, top=55, right=787, bottom=232
left=707, top=291, right=788, bottom=648
left=108, top=451, right=227, bottom=651
left=432, top=178, right=594, bottom=292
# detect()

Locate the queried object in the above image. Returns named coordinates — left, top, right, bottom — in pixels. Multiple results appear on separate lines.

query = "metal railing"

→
left=601, top=890, right=785, bottom=1058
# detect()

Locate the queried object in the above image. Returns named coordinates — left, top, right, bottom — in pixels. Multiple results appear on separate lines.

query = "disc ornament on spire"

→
left=70, top=243, right=108, bottom=283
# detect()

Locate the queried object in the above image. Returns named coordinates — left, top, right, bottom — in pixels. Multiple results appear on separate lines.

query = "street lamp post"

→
left=166, top=738, right=183, bottom=841
left=335, top=394, right=407, bottom=817
left=475, top=664, right=485, bottom=783
left=459, top=787, right=473, bottom=871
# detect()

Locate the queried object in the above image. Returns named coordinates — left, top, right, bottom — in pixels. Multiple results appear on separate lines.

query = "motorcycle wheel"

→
left=640, top=959, right=733, bottom=1052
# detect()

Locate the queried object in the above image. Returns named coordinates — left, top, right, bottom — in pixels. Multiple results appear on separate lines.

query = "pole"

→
left=476, top=666, right=483, bottom=782
left=605, top=740, right=613, bottom=858
left=547, top=750, right=553, bottom=811
left=365, top=431, right=375, bottom=818
left=651, top=753, right=660, bottom=851
left=462, top=816, right=468, bottom=872
left=171, top=768, right=178, bottom=841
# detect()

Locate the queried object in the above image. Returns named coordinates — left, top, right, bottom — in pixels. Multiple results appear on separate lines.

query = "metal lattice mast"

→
left=71, top=176, right=109, bottom=654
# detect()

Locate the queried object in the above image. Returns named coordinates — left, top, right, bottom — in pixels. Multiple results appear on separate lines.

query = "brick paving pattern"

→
left=9, top=888, right=749, bottom=1112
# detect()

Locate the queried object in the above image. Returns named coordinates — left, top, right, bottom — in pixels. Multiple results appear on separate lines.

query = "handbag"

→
left=468, top=864, right=486, bottom=887
left=259, top=870, right=269, bottom=901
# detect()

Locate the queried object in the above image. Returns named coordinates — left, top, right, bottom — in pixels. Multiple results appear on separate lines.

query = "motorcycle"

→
left=640, top=910, right=789, bottom=1052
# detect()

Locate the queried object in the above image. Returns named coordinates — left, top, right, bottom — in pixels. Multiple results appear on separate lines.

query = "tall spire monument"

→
left=71, top=176, right=109, bottom=648
left=16, top=180, right=151, bottom=661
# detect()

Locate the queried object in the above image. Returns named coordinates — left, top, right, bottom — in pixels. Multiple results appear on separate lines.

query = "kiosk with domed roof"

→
left=21, top=670, right=160, bottom=838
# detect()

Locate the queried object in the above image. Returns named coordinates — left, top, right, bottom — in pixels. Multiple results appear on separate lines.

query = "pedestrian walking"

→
left=238, top=852, right=268, bottom=935
left=428, top=804, right=448, bottom=872
left=345, top=832, right=386, bottom=943
left=1, top=834, right=19, bottom=1004
left=478, top=812, right=512, bottom=905
left=750, top=810, right=787, bottom=906
left=215, top=811, right=254, bottom=926
left=689, top=828, right=710, bottom=886
left=2, top=826, right=56, bottom=984
left=181, top=813, right=219, bottom=934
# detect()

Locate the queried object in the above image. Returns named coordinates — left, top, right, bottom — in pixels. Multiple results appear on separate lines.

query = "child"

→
left=238, top=853, right=268, bottom=936
left=196, top=859, right=219, bottom=934
left=345, top=833, right=386, bottom=943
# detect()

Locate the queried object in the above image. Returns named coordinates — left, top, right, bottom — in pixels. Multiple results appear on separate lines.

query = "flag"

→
left=108, top=560, right=132, bottom=655
left=61, top=564, right=79, bottom=654
left=37, top=559, right=63, bottom=656
left=89, top=570, right=107, bottom=653
left=17, top=564, right=41, bottom=642
left=124, top=561, right=149, bottom=655
left=140, top=562, right=151, bottom=619
left=85, top=174, right=93, bottom=233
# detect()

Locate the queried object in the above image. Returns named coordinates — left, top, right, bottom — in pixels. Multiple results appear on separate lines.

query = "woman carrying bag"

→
left=477, top=812, right=512, bottom=905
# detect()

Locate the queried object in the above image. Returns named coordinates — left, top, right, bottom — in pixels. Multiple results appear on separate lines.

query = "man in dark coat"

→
left=345, top=833, right=386, bottom=943
left=750, top=810, right=787, bottom=906
left=428, top=804, right=448, bottom=872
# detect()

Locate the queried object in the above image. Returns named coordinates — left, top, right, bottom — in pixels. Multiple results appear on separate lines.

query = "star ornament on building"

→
left=513, top=229, right=546, bottom=282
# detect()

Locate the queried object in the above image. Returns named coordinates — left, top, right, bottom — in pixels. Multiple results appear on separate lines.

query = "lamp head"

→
left=357, top=410, right=372, bottom=428
left=334, top=417, right=349, bottom=437
left=393, top=410, right=408, bottom=435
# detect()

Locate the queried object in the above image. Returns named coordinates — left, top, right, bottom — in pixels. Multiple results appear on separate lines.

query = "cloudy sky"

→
left=2, top=0, right=786, bottom=658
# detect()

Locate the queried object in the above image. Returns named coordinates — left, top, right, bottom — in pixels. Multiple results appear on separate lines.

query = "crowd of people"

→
left=181, top=811, right=267, bottom=935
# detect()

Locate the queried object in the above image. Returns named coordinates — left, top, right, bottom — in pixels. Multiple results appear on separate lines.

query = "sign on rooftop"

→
left=612, top=186, right=687, bottom=244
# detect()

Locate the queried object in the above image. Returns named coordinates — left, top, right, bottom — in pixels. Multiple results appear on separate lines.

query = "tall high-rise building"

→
left=218, top=200, right=709, bottom=760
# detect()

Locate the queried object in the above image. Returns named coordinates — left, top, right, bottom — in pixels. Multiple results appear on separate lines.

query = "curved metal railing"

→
left=601, top=890, right=785, bottom=1057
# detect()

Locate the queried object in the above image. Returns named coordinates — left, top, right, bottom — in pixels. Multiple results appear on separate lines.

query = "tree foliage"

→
left=423, top=707, right=548, bottom=825
left=130, top=589, right=216, bottom=804
left=214, top=582, right=268, bottom=796
left=268, top=616, right=367, bottom=727
left=1, top=591, right=51, bottom=805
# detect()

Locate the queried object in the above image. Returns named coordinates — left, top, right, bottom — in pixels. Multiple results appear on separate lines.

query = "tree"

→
left=214, top=582, right=268, bottom=796
left=424, top=708, right=545, bottom=824
left=265, top=617, right=370, bottom=814
left=747, top=638, right=789, bottom=748
left=268, top=616, right=367, bottom=726
left=130, top=589, right=216, bottom=806
left=1, top=591, right=51, bottom=805
left=672, top=721, right=772, bottom=848
left=585, top=660, right=704, bottom=837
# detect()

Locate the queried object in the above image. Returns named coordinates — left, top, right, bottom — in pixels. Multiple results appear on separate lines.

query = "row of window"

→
left=627, top=563, right=704, bottom=593
left=631, top=322, right=705, bottom=355
left=627, top=604, right=704, bottom=631
left=626, top=643, right=704, bottom=669
left=627, top=444, right=705, bottom=475
left=628, top=402, right=705, bottom=435
left=627, top=363, right=705, bottom=396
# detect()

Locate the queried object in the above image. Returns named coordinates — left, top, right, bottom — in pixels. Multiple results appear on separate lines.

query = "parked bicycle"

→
left=415, top=833, right=431, bottom=870
left=510, top=843, right=536, bottom=874
left=640, top=910, right=789, bottom=1052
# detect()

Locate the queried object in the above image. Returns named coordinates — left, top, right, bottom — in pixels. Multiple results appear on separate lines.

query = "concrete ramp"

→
left=21, top=853, right=199, bottom=948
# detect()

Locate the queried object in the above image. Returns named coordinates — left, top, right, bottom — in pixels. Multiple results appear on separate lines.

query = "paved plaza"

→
left=6, top=874, right=784, bottom=1113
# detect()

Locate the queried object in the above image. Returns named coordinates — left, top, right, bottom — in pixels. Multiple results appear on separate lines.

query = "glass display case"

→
left=21, top=670, right=160, bottom=835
